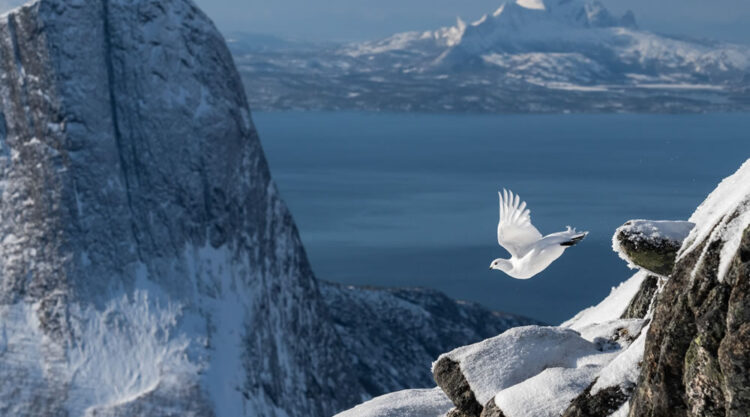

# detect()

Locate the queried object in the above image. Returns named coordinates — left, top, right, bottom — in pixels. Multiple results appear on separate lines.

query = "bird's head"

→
left=489, top=258, right=512, bottom=272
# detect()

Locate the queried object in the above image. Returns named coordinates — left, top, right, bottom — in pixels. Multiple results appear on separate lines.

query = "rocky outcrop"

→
left=613, top=220, right=694, bottom=275
left=629, top=160, right=750, bottom=417
left=321, top=282, right=540, bottom=398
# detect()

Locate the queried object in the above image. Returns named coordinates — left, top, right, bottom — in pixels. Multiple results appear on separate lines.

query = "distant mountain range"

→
left=229, top=0, right=750, bottom=113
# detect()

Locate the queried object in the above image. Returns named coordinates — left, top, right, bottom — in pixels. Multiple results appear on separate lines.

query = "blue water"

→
left=253, top=112, right=750, bottom=324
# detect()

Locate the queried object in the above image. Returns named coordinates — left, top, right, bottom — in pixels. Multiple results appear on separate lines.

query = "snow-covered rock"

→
left=435, top=326, right=601, bottom=406
left=613, top=220, right=694, bottom=275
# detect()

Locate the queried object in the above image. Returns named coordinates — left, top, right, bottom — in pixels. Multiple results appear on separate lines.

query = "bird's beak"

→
left=489, top=266, right=492, bottom=270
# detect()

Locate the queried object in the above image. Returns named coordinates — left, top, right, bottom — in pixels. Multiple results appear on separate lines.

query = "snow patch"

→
left=333, top=387, right=452, bottom=417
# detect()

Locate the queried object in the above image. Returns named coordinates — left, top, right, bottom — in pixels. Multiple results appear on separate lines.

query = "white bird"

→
left=489, top=189, right=587, bottom=279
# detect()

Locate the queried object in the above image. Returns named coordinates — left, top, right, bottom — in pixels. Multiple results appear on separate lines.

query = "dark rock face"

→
left=320, top=282, right=540, bottom=398
left=629, top=224, right=750, bottom=416
left=614, top=220, right=694, bottom=276
left=433, top=357, right=484, bottom=417
left=621, top=274, right=660, bottom=319
left=562, top=381, right=632, bottom=417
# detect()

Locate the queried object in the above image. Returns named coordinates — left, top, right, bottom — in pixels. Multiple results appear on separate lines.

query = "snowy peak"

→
left=515, top=0, right=546, bottom=11
left=480, top=0, right=635, bottom=33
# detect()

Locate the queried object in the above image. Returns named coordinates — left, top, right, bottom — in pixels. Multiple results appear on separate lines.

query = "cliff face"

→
left=0, top=1, right=362, bottom=415
left=629, top=161, right=750, bottom=417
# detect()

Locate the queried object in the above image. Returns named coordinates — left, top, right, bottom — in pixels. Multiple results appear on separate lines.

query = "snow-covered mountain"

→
left=231, top=0, right=750, bottom=113
left=337, top=158, right=750, bottom=416
left=0, top=1, right=536, bottom=415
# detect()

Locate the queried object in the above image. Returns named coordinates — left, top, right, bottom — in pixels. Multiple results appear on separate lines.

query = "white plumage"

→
left=490, top=189, right=587, bottom=279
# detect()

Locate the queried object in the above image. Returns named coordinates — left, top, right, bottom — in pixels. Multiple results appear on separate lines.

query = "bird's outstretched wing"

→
left=498, top=189, right=543, bottom=258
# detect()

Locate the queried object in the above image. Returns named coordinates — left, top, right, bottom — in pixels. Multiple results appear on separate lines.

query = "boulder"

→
left=613, top=220, right=694, bottom=275
left=432, top=326, right=601, bottom=417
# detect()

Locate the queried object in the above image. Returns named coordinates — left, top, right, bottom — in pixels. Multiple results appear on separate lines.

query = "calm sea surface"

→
left=253, top=112, right=750, bottom=323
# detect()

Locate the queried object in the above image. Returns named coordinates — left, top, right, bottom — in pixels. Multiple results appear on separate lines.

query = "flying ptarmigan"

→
left=490, top=189, right=587, bottom=279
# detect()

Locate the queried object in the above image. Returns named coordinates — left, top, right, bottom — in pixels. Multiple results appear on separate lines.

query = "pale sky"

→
left=192, top=0, right=750, bottom=44
left=0, top=0, right=748, bottom=44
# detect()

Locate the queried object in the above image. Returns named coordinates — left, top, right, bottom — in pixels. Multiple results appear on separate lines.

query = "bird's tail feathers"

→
left=561, top=227, right=588, bottom=247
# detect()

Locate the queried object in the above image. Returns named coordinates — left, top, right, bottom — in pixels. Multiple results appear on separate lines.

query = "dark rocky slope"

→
left=321, top=282, right=540, bottom=398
